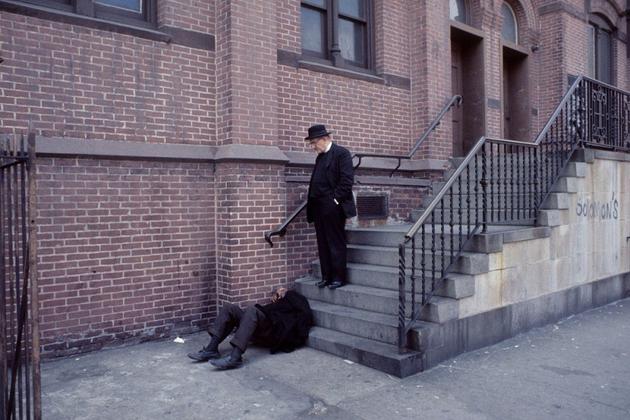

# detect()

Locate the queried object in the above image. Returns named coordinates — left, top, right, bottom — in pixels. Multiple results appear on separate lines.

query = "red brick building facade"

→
left=1, top=0, right=628, bottom=356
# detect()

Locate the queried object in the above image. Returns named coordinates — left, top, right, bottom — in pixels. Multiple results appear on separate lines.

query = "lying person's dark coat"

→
left=256, top=290, right=313, bottom=353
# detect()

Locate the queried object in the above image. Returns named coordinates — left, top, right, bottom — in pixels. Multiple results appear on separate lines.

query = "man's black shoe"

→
left=187, top=346, right=220, bottom=362
left=327, top=280, right=344, bottom=289
left=210, top=355, right=243, bottom=370
left=316, top=280, right=330, bottom=288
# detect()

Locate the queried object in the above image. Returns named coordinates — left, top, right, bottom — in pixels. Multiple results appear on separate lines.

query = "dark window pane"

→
left=339, top=0, right=364, bottom=18
left=339, top=18, right=366, bottom=66
left=597, top=29, right=612, bottom=84
left=449, top=0, right=467, bottom=23
left=301, top=7, right=326, bottom=55
left=501, top=3, right=517, bottom=43
left=96, top=0, right=142, bottom=12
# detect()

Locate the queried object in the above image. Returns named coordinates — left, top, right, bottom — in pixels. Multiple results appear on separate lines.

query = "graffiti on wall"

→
left=575, top=192, right=619, bottom=220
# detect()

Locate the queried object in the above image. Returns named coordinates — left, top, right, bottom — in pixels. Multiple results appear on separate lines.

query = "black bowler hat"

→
left=305, top=124, right=333, bottom=140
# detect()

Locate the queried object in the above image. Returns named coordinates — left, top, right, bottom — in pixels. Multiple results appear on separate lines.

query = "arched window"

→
left=588, top=14, right=613, bottom=84
left=501, top=2, right=518, bottom=44
left=449, top=0, right=468, bottom=24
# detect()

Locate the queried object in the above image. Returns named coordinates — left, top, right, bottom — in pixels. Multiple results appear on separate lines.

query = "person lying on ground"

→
left=187, top=287, right=313, bottom=370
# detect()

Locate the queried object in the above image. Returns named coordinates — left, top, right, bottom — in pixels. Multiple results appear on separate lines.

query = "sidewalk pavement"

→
left=42, top=298, right=630, bottom=420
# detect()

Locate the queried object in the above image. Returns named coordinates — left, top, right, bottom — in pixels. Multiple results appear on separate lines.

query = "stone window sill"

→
left=297, top=59, right=385, bottom=85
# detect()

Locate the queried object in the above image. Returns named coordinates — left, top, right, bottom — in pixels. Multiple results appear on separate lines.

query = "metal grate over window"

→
left=356, top=193, right=388, bottom=219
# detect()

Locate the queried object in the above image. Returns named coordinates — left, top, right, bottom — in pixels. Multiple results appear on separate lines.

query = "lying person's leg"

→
left=188, top=303, right=243, bottom=362
left=211, top=306, right=271, bottom=370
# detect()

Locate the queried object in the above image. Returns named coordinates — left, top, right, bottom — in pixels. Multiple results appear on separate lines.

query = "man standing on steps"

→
left=305, top=124, right=357, bottom=290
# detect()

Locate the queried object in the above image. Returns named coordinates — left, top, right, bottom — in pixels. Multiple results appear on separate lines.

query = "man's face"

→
left=309, top=136, right=330, bottom=154
left=272, top=287, right=287, bottom=302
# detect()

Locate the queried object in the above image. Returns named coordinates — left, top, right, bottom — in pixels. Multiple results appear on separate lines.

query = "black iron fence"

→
left=583, top=79, right=630, bottom=151
left=1, top=133, right=40, bottom=420
left=397, top=76, right=630, bottom=352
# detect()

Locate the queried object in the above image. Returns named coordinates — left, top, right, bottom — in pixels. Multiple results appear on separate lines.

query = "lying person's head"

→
left=271, top=287, right=288, bottom=302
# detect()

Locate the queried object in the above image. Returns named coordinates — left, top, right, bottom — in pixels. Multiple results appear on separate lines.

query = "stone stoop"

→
left=298, top=155, right=593, bottom=377
left=538, top=160, right=589, bottom=227
left=297, top=222, right=511, bottom=377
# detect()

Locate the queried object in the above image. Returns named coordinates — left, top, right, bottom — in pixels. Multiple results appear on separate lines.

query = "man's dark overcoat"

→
left=306, top=142, right=357, bottom=223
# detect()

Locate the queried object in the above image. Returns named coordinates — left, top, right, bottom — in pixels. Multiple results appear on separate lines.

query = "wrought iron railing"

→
left=264, top=95, right=462, bottom=247
left=1, top=133, right=41, bottom=420
left=582, top=78, right=630, bottom=151
left=395, top=76, right=630, bottom=351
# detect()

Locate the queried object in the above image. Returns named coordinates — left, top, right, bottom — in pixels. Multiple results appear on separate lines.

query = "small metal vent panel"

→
left=356, top=194, right=388, bottom=219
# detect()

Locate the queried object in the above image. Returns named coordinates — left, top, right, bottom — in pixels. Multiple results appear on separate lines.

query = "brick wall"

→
left=276, top=68, right=412, bottom=155
left=158, top=0, right=215, bottom=32
left=37, top=158, right=215, bottom=356
left=284, top=169, right=316, bottom=285
left=0, top=11, right=215, bottom=144
left=216, top=0, right=278, bottom=146
left=214, top=162, right=288, bottom=307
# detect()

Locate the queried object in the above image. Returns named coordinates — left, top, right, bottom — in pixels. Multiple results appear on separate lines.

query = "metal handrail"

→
left=264, top=94, right=462, bottom=247
left=397, top=76, right=590, bottom=352
left=405, top=77, right=585, bottom=241
left=352, top=95, right=462, bottom=176
left=264, top=200, right=307, bottom=247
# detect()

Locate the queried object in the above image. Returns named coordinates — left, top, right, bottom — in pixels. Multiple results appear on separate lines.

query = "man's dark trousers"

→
left=208, top=304, right=273, bottom=352
left=312, top=199, right=347, bottom=283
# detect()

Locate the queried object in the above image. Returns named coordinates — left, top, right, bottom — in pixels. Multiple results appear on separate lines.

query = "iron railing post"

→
left=28, top=133, right=41, bottom=420
left=481, top=142, right=488, bottom=233
left=398, top=243, right=407, bottom=353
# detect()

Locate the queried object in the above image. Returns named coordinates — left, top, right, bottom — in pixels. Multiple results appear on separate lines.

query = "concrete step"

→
left=541, top=192, right=570, bottom=210
left=537, top=209, right=570, bottom=226
left=426, top=162, right=586, bottom=199
left=431, top=180, right=539, bottom=196
left=410, top=208, right=534, bottom=224
left=306, top=326, right=423, bottom=378
left=347, top=224, right=480, bottom=250
left=550, top=177, right=579, bottom=193
left=347, top=244, right=490, bottom=275
left=420, top=192, right=533, bottom=208
left=310, top=261, right=475, bottom=299
left=562, top=161, right=588, bottom=177
left=297, top=278, right=459, bottom=323
left=307, top=299, right=400, bottom=344
left=346, top=225, right=408, bottom=247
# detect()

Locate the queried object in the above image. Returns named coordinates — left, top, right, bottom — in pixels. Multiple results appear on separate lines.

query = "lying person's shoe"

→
left=210, top=355, right=243, bottom=370
left=327, top=280, right=344, bottom=289
left=187, top=346, right=221, bottom=362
